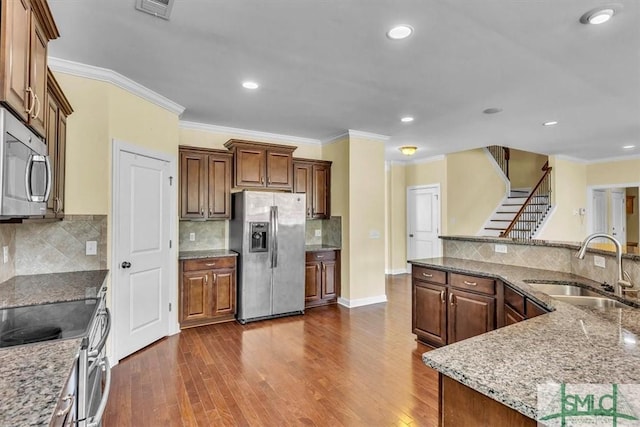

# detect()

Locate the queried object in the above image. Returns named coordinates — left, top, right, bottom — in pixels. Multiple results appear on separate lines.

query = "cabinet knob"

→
left=25, top=88, right=35, bottom=115
left=463, top=280, right=477, bottom=286
left=201, top=209, right=204, bottom=216
left=449, top=293, right=455, bottom=306
left=440, top=290, right=445, bottom=304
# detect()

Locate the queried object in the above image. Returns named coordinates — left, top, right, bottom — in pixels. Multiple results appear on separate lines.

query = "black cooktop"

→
left=0, top=299, right=98, bottom=348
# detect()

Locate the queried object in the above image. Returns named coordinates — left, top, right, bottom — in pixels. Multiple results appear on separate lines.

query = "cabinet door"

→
left=208, top=154, right=231, bottom=218
left=266, top=150, right=292, bottom=189
left=182, top=271, right=211, bottom=323
left=56, top=114, right=66, bottom=215
left=235, top=147, right=265, bottom=187
left=1, top=0, right=31, bottom=121
left=212, top=268, right=235, bottom=316
left=305, top=261, right=321, bottom=303
left=413, top=281, right=447, bottom=347
left=321, top=260, right=337, bottom=299
left=448, top=289, right=495, bottom=344
left=180, top=151, right=207, bottom=219
left=293, top=162, right=312, bottom=218
left=28, top=14, right=47, bottom=136
left=504, top=304, right=525, bottom=326
left=312, top=164, right=330, bottom=218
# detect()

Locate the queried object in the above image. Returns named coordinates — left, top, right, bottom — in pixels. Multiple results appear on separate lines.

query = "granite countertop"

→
left=0, top=270, right=109, bottom=425
left=410, top=257, right=640, bottom=421
left=178, top=249, right=238, bottom=260
left=0, top=269, right=109, bottom=309
left=305, top=244, right=341, bottom=252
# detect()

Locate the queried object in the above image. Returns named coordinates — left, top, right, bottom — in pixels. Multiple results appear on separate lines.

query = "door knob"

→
left=409, top=234, right=414, bottom=237
left=121, top=261, right=132, bottom=269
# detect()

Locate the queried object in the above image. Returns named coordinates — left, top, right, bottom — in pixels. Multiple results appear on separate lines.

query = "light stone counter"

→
left=410, top=257, right=640, bottom=421
left=178, top=249, right=238, bottom=260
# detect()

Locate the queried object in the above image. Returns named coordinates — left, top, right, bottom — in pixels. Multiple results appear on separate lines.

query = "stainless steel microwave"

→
left=0, top=108, right=51, bottom=218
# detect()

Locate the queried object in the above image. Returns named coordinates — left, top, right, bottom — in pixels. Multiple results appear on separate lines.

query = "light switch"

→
left=314, top=229, right=322, bottom=237
left=495, top=244, right=508, bottom=254
left=189, top=232, right=196, bottom=241
left=369, top=230, right=381, bottom=239
left=594, top=255, right=606, bottom=268
left=86, top=241, right=97, bottom=256
left=2, top=246, right=8, bottom=264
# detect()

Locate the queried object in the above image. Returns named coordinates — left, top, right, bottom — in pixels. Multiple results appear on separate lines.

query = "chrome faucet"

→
left=575, top=233, right=633, bottom=296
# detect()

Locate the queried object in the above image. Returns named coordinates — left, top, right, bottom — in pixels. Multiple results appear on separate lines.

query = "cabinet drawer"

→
left=504, top=285, right=525, bottom=316
left=183, top=257, right=236, bottom=271
left=306, top=250, right=336, bottom=262
left=450, top=273, right=495, bottom=295
left=412, top=266, right=447, bottom=285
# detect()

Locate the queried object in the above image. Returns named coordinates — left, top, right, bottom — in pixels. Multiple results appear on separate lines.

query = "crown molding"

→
left=584, top=153, right=640, bottom=165
left=48, top=57, right=186, bottom=116
left=179, top=121, right=322, bottom=146
left=405, top=154, right=446, bottom=165
left=553, top=154, right=589, bottom=164
left=322, top=132, right=349, bottom=145
left=347, top=129, right=390, bottom=141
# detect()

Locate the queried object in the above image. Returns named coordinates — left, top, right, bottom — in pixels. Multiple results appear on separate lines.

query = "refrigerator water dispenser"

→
left=249, top=222, right=269, bottom=252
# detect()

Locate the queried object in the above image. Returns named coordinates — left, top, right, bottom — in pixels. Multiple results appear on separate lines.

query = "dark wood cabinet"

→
left=305, top=250, right=340, bottom=308
left=1, top=0, right=59, bottom=137
left=224, top=139, right=296, bottom=190
left=502, top=284, right=549, bottom=326
left=179, top=256, right=237, bottom=328
left=45, top=69, right=72, bottom=218
left=447, top=288, right=495, bottom=344
left=412, top=266, right=496, bottom=347
left=293, top=158, right=332, bottom=219
left=179, top=146, right=232, bottom=220
left=413, top=281, right=447, bottom=347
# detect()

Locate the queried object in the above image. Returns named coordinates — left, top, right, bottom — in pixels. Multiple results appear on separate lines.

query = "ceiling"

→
left=47, top=0, right=640, bottom=162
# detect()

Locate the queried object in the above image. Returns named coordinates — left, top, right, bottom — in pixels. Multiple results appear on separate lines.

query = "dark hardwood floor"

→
left=103, top=274, right=438, bottom=426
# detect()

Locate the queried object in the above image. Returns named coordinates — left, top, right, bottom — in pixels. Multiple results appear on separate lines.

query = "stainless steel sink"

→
left=551, top=295, right=629, bottom=309
left=526, top=283, right=601, bottom=297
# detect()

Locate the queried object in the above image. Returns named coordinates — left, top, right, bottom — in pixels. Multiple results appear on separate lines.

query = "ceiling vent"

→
left=135, top=0, right=174, bottom=20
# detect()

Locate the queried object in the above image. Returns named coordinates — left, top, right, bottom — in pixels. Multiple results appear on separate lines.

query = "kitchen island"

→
left=411, top=258, right=640, bottom=425
left=0, top=270, right=108, bottom=426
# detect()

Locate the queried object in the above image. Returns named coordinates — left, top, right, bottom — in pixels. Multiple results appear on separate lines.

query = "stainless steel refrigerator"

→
left=230, top=191, right=306, bottom=323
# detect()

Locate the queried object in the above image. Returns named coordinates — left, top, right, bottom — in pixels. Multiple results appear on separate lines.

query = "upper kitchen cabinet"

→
left=45, top=69, right=73, bottom=218
left=179, top=146, right=232, bottom=220
left=293, top=158, right=331, bottom=219
left=0, top=0, right=59, bottom=137
left=224, top=139, right=296, bottom=191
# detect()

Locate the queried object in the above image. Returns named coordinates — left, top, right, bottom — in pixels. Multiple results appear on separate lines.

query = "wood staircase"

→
left=482, top=150, right=552, bottom=239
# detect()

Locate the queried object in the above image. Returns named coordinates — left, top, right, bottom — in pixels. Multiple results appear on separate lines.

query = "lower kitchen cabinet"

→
left=413, top=281, right=447, bottom=346
left=305, top=250, right=339, bottom=308
left=447, top=288, right=495, bottom=344
left=179, top=256, right=236, bottom=328
left=503, top=284, right=549, bottom=326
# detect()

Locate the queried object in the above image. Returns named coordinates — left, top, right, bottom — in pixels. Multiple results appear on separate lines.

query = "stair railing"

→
left=487, top=146, right=510, bottom=179
left=500, top=163, right=552, bottom=239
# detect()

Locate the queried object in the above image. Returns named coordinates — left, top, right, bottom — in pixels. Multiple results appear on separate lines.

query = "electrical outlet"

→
left=594, top=255, right=606, bottom=268
left=86, top=241, right=97, bottom=256
left=369, top=230, right=381, bottom=239
left=2, top=246, right=8, bottom=264
left=495, top=244, right=508, bottom=254
left=189, top=232, right=196, bottom=241
left=314, top=229, right=322, bottom=237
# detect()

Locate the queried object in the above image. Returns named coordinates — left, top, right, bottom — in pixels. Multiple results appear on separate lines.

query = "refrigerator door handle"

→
left=273, top=206, right=279, bottom=268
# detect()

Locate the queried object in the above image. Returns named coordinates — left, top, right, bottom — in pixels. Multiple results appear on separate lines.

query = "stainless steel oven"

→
left=0, top=107, right=51, bottom=218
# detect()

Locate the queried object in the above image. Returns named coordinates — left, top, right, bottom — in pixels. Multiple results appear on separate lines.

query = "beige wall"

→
left=386, top=163, right=406, bottom=273
left=587, top=159, right=640, bottom=186
left=322, top=137, right=350, bottom=297
left=446, top=149, right=505, bottom=235
left=509, top=148, right=548, bottom=189
left=346, top=136, right=386, bottom=301
left=537, top=156, right=587, bottom=242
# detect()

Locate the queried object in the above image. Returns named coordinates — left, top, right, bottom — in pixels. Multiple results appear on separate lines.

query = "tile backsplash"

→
left=15, top=215, right=107, bottom=275
left=179, top=220, right=227, bottom=251
left=305, top=217, right=342, bottom=247
left=0, top=224, right=16, bottom=283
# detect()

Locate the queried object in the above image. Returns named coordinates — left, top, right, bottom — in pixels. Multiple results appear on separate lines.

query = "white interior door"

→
left=407, top=185, right=441, bottom=263
left=115, top=147, right=172, bottom=360
left=611, top=189, right=626, bottom=246
left=592, top=189, right=607, bottom=243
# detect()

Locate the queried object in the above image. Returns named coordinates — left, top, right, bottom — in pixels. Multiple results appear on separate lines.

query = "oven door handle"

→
left=88, top=308, right=111, bottom=359
left=87, top=356, right=112, bottom=427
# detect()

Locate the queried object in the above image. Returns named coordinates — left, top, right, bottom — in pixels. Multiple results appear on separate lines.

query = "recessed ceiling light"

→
left=623, top=145, right=636, bottom=150
left=580, top=7, right=615, bottom=25
left=401, top=116, right=414, bottom=123
left=483, top=107, right=503, bottom=114
left=242, top=81, right=259, bottom=90
left=387, top=25, right=414, bottom=40
left=399, top=146, right=417, bottom=156
left=543, top=121, right=558, bottom=126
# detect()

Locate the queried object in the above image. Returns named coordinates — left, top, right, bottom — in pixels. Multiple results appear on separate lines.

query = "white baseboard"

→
left=338, top=294, right=388, bottom=308
left=385, top=268, right=408, bottom=275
